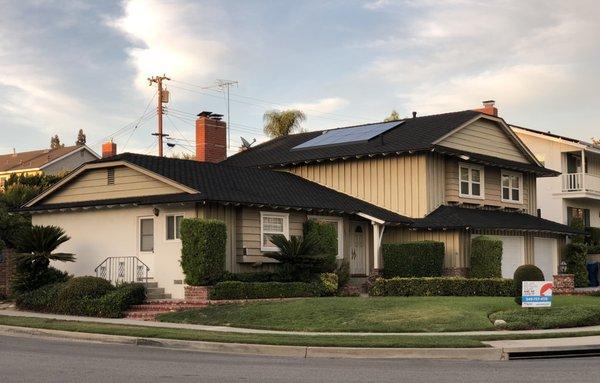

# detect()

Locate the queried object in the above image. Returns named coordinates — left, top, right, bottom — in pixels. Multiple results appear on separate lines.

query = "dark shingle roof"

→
left=223, top=110, right=522, bottom=168
left=414, top=205, right=579, bottom=234
left=23, top=153, right=412, bottom=224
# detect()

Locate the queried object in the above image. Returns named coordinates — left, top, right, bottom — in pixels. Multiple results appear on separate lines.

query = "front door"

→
left=350, top=222, right=367, bottom=275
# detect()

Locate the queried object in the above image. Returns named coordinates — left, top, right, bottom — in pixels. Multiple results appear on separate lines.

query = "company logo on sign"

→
left=522, top=281, right=553, bottom=307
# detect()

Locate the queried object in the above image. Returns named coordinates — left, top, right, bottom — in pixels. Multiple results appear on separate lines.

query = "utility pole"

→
left=148, top=74, right=171, bottom=156
left=216, top=79, right=238, bottom=149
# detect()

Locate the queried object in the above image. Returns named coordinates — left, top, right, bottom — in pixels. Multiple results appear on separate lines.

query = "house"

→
left=19, top=104, right=577, bottom=299
left=512, top=125, right=600, bottom=229
left=0, top=145, right=100, bottom=189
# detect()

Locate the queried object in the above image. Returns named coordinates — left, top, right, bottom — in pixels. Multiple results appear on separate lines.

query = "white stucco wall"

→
left=32, top=203, right=196, bottom=299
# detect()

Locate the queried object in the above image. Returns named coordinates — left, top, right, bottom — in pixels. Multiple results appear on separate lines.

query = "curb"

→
left=0, top=324, right=502, bottom=360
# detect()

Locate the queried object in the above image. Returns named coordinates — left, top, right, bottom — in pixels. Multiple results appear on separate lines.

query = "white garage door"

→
left=499, top=236, right=525, bottom=278
left=534, top=238, right=557, bottom=281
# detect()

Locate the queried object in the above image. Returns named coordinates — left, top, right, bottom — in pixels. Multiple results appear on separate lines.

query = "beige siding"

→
left=445, top=158, right=536, bottom=214
left=42, top=166, right=183, bottom=204
left=438, top=120, right=529, bottom=163
left=197, top=203, right=238, bottom=273
left=289, top=154, right=429, bottom=218
left=383, top=228, right=468, bottom=269
left=426, top=153, right=446, bottom=213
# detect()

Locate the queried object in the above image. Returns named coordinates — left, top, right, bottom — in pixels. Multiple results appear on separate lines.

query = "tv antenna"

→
left=216, top=79, right=238, bottom=149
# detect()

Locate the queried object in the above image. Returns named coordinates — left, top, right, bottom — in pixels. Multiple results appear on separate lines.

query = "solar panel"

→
left=293, top=121, right=403, bottom=150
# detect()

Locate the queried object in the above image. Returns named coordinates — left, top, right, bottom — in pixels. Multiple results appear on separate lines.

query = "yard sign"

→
left=522, top=281, right=553, bottom=307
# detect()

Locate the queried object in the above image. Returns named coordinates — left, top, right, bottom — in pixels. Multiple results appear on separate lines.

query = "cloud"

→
left=108, top=0, right=228, bottom=91
left=359, top=0, right=600, bottom=133
left=285, top=97, right=349, bottom=114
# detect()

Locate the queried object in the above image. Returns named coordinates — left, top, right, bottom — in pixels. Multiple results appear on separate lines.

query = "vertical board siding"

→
left=427, top=153, right=446, bottom=213
left=438, top=120, right=529, bottom=163
left=289, top=154, right=429, bottom=218
left=445, top=157, right=535, bottom=213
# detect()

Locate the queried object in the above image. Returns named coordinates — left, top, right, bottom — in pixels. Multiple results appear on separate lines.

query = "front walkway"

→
left=3, top=309, right=600, bottom=337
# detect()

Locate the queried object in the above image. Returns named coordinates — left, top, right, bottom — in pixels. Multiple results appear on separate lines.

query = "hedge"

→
left=513, top=264, right=544, bottom=305
left=470, top=236, right=502, bottom=278
left=369, top=277, right=513, bottom=297
left=587, top=227, right=600, bottom=246
left=180, top=218, right=227, bottom=286
left=382, top=241, right=444, bottom=278
left=16, top=278, right=146, bottom=318
left=210, top=281, right=320, bottom=300
left=222, top=271, right=291, bottom=283
left=565, top=243, right=589, bottom=288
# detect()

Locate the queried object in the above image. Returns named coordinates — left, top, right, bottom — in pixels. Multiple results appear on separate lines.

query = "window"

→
left=308, top=216, right=344, bottom=259
left=501, top=171, right=523, bottom=203
left=260, top=212, right=289, bottom=252
left=567, top=207, right=590, bottom=227
left=139, top=218, right=154, bottom=252
left=107, top=168, right=115, bottom=185
left=166, top=214, right=184, bottom=240
left=459, top=163, right=484, bottom=199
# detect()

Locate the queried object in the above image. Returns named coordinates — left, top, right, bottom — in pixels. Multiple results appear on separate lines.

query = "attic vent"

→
left=107, top=168, right=115, bottom=185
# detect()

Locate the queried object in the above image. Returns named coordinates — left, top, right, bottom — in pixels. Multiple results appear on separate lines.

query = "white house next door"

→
left=350, top=222, right=367, bottom=276
left=499, top=236, right=525, bottom=278
left=534, top=238, right=558, bottom=281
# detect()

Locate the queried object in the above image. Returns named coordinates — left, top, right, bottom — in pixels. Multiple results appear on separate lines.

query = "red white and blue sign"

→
left=522, top=281, right=553, bottom=307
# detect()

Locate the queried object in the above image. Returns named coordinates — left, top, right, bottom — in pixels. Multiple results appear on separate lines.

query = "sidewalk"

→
left=3, top=308, right=600, bottom=337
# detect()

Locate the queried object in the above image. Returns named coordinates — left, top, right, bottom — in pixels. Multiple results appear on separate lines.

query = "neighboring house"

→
left=19, top=106, right=577, bottom=299
left=0, top=145, right=100, bottom=189
left=512, top=126, right=600, bottom=230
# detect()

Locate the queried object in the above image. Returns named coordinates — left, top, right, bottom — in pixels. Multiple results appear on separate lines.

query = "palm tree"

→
left=17, top=225, right=75, bottom=269
left=265, top=234, right=329, bottom=281
left=263, top=109, right=306, bottom=138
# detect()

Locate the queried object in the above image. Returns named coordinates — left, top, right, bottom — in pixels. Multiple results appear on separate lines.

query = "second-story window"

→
left=459, top=163, right=484, bottom=199
left=501, top=171, right=523, bottom=203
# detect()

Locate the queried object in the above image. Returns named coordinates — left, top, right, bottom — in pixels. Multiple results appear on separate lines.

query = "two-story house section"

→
left=512, top=126, right=600, bottom=231
left=224, top=104, right=578, bottom=279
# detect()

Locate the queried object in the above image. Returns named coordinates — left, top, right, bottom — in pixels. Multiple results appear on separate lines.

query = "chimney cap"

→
left=197, top=111, right=212, bottom=117
left=482, top=100, right=495, bottom=107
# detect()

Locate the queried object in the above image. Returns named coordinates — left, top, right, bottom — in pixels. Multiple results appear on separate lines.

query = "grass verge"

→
left=157, top=296, right=600, bottom=332
left=3, top=315, right=600, bottom=349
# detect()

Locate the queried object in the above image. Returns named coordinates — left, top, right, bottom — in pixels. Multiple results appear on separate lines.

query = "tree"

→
left=263, top=109, right=306, bottom=138
left=75, top=129, right=86, bottom=145
left=384, top=110, right=401, bottom=122
left=50, top=135, right=64, bottom=149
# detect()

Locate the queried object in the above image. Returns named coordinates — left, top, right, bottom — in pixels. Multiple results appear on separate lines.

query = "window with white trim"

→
left=139, top=218, right=154, bottom=252
left=308, top=216, right=344, bottom=259
left=260, top=212, right=289, bottom=252
left=501, top=171, right=523, bottom=203
left=459, top=163, right=484, bottom=199
left=166, top=214, right=184, bottom=240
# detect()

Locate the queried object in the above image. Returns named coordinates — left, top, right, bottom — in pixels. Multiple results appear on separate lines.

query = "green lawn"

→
left=157, top=296, right=600, bottom=333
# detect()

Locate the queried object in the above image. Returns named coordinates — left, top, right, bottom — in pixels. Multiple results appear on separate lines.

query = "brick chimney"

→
left=474, top=100, right=498, bottom=116
left=102, top=140, right=117, bottom=158
left=196, top=111, right=226, bottom=163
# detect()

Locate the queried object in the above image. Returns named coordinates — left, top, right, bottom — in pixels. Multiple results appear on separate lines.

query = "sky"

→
left=1, top=0, right=599, bottom=157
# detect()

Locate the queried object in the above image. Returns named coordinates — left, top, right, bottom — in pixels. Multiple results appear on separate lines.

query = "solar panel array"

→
left=293, top=121, right=403, bottom=150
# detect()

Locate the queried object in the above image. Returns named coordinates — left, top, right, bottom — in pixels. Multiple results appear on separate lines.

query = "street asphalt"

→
left=1, top=334, right=599, bottom=383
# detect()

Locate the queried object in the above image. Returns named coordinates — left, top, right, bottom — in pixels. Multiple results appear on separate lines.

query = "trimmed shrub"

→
left=180, top=218, right=227, bottom=286
left=15, top=279, right=145, bottom=318
left=335, top=259, right=350, bottom=288
left=16, top=282, right=66, bottom=312
left=317, top=273, right=338, bottom=296
left=513, top=264, right=545, bottom=305
left=222, top=271, right=291, bottom=283
left=565, top=243, right=589, bottom=288
left=382, top=241, right=444, bottom=278
left=210, top=281, right=319, bottom=300
left=11, top=263, right=70, bottom=295
left=588, top=244, right=600, bottom=255
left=368, top=277, right=513, bottom=297
left=470, top=236, right=502, bottom=278
left=303, top=219, right=337, bottom=273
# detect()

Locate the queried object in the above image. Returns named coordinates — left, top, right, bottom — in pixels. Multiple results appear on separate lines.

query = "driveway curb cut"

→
left=0, top=324, right=502, bottom=360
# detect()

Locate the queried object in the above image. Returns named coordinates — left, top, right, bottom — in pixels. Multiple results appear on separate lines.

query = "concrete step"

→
left=144, top=282, right=159, bottom=288
left=146, top=293, right=172, bottom=300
